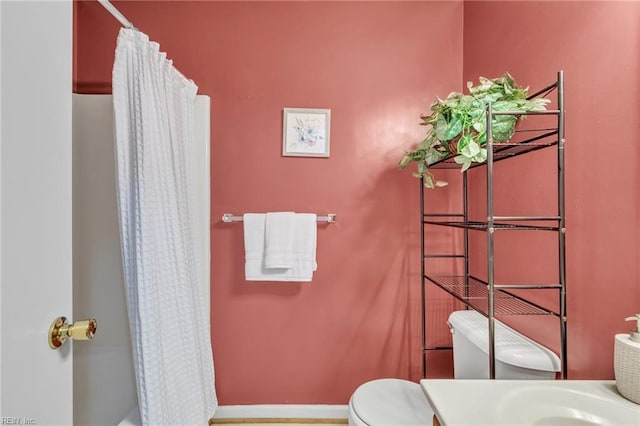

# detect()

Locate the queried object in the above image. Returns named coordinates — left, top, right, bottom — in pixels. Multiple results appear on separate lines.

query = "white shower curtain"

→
left=112, top=28, right=217, bottom=425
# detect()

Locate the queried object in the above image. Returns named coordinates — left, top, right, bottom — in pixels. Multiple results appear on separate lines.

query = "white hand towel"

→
left=243, top=213, right=318, bottom=282
left=264, top=212, right=295, bottom=269
left=243, top=213, right=267, bottom=280
left=293, top=213, right=317, bottom=275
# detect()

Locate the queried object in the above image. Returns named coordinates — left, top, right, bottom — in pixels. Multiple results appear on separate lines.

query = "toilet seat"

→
left=348, top=378, right=434, bottom=426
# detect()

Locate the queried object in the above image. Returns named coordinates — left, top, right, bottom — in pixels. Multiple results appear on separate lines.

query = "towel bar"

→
left=222, top=213, right=336, bottom=224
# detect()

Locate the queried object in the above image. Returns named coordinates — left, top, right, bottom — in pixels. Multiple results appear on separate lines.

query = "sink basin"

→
left=497, top=385, right=640, bottom=425
left=421, top=380, right=640, bottom=426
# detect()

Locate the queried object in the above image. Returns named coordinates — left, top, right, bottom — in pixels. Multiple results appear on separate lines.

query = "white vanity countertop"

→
left=420, top=379, right=640, bottom=426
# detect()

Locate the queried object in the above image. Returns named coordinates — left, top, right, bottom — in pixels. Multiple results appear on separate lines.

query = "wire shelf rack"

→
left=425, top=275, right=559, bottom=316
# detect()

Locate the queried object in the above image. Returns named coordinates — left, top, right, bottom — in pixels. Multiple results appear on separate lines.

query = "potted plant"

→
left=399, top=73, right=550, bottom=188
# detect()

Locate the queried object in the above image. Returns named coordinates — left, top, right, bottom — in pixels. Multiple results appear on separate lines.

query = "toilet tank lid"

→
left=448, top=310, right=561, bottom=372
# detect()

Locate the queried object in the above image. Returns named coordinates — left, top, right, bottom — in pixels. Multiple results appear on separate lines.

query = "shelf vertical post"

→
left=420, top=177, right=427, bottom=378
left=463, top=171, right=469, bottom=299
left=486, top=102, right=496, bottom=380
left=557, top=70, right=568, bottom=379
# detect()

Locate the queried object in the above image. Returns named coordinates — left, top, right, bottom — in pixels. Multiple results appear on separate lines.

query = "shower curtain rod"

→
left=97, top=0, right=136, bottom=30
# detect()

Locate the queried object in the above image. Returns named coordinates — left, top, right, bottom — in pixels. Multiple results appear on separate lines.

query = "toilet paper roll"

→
left=614, top=333, right=640, bottom=405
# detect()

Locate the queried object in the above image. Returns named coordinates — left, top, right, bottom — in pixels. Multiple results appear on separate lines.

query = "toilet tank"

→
left=448, top=310, right=560, bottom=380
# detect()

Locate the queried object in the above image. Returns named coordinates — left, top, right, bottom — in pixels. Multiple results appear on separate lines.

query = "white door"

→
left=0, top=2, right=74, bottom=425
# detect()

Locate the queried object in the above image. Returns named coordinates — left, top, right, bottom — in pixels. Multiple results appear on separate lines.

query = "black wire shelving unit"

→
left=420, top=71, right=567, bottom=380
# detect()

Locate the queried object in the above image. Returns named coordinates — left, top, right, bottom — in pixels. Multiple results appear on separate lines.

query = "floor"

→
left=210, top=419, right=348, bottom=425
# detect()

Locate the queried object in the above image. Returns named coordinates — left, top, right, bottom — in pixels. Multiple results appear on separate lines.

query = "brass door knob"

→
left=48, top=316, right=97, bottom=349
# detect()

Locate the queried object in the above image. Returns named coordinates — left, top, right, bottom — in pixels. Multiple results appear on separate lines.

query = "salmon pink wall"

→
left=75, top=1, right=463, bottom=404
left=75, top=0, right=640, bottom=405
left=463, top=1, right=640, bottom=379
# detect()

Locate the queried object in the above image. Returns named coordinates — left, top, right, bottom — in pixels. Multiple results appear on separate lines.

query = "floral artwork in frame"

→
left=282, top=108, right=331, bottom=157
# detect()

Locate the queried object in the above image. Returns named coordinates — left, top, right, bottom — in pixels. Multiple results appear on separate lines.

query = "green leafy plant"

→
left=399, top=73, right=550, bottom=188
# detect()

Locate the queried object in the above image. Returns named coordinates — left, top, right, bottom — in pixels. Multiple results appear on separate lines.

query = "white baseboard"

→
left=213, top=404, right=349, bottom=419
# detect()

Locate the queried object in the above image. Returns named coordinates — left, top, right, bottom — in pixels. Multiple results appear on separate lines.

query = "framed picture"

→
left=282, top=108, right=331, bottom=157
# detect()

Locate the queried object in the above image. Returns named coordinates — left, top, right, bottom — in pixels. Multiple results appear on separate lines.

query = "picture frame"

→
left=282, top=108, right=331, bottom=157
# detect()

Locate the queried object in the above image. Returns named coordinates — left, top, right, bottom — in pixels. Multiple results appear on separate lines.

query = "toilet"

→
left=348, top=378, right=434, bottom=426
left=348, top=310, right=561, bottom=425
left=449, top=310, right=561, bottom=380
